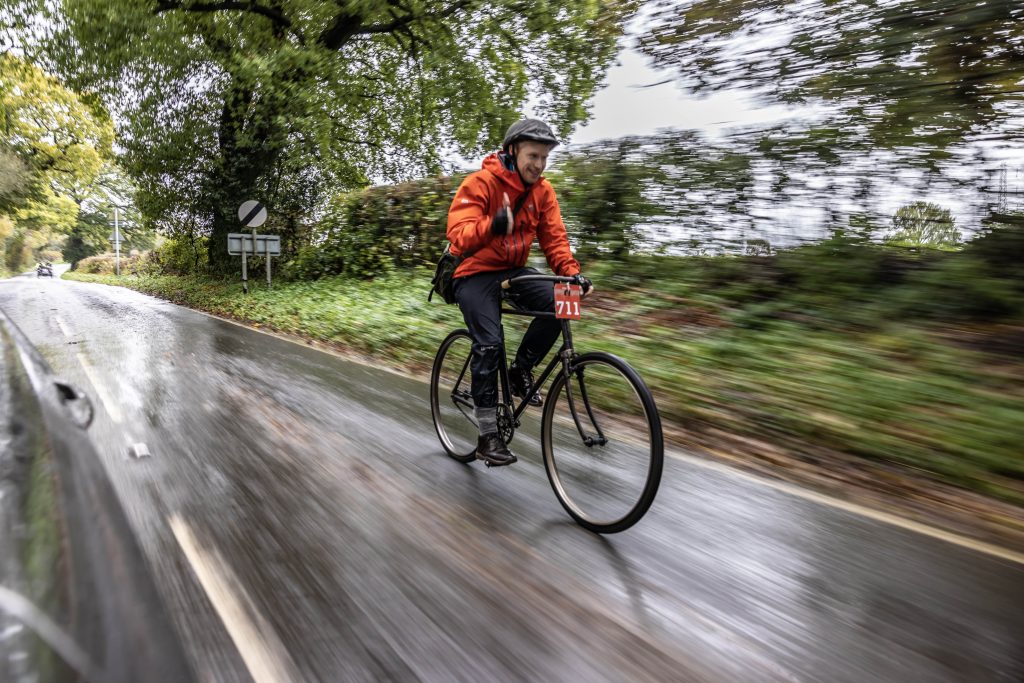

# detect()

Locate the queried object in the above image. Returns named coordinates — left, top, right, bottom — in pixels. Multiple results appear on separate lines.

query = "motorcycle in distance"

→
left=36, top=262, right=53, bottom=278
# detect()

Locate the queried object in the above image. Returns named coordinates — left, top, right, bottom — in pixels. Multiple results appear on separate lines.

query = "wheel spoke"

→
left=431, top=331, right=480, bottom=462
left=542, top=354, right=663, bottom=533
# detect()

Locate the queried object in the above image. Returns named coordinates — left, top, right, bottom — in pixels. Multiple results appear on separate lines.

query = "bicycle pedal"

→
left=480, top=455, right=518, bottom=467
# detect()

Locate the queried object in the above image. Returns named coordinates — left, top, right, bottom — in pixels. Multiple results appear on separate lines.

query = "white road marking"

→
left=169, top=515, right=298, bottom=683
left=117, top=296, right=1024, bottom=565
left=54, top=315, right=72, bottom=338
left=667, top=449, right=1024, bottom=566
left=75, top=351, right=124, bottom=424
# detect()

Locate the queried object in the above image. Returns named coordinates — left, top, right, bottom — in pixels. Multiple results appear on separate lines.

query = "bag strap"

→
left=512, top=183, right=535, bottom=219
left=450, top=183, right=537, bottom=263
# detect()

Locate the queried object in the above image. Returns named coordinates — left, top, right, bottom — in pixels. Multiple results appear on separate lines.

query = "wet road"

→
left=2, top=274, right=1022, bottom=682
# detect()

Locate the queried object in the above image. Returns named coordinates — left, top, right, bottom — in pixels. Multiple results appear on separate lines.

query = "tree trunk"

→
left=206, top=77, right=286, bottom=273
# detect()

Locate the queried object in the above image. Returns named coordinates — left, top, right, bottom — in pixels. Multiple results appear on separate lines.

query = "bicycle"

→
left=430, top=273, right=664, bottom=533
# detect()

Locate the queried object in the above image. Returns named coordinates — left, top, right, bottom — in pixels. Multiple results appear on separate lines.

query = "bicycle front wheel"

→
left=542, top=352, right=663, bottom=533
left=430, top=330, right=478, bottom=463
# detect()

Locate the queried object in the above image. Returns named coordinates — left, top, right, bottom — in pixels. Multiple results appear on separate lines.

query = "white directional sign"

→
left=238, top=200, right=267, bottom=228
left=227, top=233, right=281, bottom=256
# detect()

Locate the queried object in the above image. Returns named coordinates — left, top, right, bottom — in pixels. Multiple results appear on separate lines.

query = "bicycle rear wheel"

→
left=430, top=330, right=479, bottom=463
left=541, top=352, right=663, bottom=533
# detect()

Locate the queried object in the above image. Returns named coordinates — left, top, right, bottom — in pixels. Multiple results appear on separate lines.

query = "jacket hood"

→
left=481, top=153, right=544, bottom=192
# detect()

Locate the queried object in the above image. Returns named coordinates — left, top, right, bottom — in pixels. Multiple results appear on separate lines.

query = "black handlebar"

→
left=500, top=274, right=582, bottom=290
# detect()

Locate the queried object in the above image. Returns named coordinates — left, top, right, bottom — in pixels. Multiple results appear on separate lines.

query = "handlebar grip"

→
left=501, top=274, right=580, bottom=290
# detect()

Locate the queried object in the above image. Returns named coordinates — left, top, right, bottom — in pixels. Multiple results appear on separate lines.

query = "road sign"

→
left=228, top=231, right=280, bottom=294
left=227, top=233, right=280, bottom=256
left=238, top=200, right=267, bottom=228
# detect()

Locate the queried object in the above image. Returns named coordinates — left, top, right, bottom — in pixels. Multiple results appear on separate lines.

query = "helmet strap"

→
left=498, top=149, right=516, bottom=172
left=501, top=145, right=534, bottom=186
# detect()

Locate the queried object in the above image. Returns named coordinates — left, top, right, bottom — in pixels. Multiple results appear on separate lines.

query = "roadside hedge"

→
left=283, top=174, right=467, bottom=280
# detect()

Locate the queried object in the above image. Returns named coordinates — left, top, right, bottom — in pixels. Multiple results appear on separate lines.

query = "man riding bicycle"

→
left=447, top=118, right=592, bottom=467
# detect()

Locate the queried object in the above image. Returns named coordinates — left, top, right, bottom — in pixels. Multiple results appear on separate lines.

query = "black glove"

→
left=575, top=274, right=593, bottom=294
left=491, top=208, right=510, bottom=236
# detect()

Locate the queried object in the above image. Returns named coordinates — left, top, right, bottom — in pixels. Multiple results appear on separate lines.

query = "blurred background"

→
left=2, top=0, right=1021, bottom=527
left=11, top=0, right=1017, bottom=507
left=2, top=1, right=1024, bottom=680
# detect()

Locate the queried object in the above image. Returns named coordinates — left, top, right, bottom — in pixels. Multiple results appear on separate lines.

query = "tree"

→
left=553, top=138, right=657, bottom=259
left=640, top=0, right=1024, bottom=159
left=0, top=53, right=116, bottom=268
left=0, top=147, right=32, bottom=215
left=886, top=202, right=960, bottom=248
left=27, top=0, right=638, bottom=271
left=552, top=132, right=759, bottom=258
left=0, top=53, right=112, bottom=194
left=64, top=209, right=111, bottom=266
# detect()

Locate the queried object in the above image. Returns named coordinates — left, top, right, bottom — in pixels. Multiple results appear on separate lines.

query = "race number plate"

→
left=554, top=283, right=582, bottom=320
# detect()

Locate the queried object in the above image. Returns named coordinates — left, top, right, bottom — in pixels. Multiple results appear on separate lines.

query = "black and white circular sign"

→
left=238, top=200, right=267, bottom=228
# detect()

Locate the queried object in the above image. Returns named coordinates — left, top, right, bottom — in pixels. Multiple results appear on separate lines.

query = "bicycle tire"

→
left=430, top=330, right=478, bottom=463
left=541, top=352, right=663, bottom=533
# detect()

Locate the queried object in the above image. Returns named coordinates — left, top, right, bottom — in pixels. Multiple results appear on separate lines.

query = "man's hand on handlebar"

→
left=498, top=273, right=595, bottom=297
left=574, top=274, right=595, bottom=298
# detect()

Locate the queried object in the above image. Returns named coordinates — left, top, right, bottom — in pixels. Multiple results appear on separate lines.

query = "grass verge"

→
left=65, top=266, right=1024, bottom=512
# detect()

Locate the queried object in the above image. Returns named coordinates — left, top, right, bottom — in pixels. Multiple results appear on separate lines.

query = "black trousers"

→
left=453, top=267, right=561, bottom=409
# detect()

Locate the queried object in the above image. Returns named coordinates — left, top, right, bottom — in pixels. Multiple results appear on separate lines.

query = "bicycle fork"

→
left=558, top=321, right=608, bottom=448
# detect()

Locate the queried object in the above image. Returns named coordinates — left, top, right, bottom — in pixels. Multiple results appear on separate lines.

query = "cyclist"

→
left=447, top=118, right=592, bottom=467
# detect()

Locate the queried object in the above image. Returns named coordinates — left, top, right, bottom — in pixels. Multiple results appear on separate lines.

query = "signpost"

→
left=228, top=200, right=278, bottom=293
left=108, top=207, right=122, bottom=275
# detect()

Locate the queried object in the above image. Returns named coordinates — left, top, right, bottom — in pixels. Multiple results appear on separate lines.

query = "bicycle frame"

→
left=497, top=308, right=607, bottom=447
left=432, top=270, right=662, bottom=532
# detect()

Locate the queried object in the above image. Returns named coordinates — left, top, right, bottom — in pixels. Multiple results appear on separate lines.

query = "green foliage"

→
left=284, top=174, right=464, bottom=280
left=287, top=130, right=768, bottom=280
left=64, top=212, right=105, bottom=267
left=4, top=231, right=29, bottom=272
left=555, top=132, right=765, bottom=256
left=0, top=215, right=13, bottom=274
left=640, top=0, right=1024, bottom=158
left=968, top=216, right=1024, bottom=278
left=890, top=223, right=1024, bottom=320
left=0, top=147, right=32, bottom=215
left=74, top=254, right=118, bottom=274
left=0, top=53, right=112, bottom=194
left=152, top=234, right=208, bottom=275
left=886, top=202, right=961, bottom=248
left=65, top=249, right=1024, bottom=504
left=602, top=230, right=1024, bottom=328
left=24, top=0, right=639, bottom=271
left=551, top=138, right=660, bottom=259
left=0, top=53, right=120, bottom=271
left=74, top=251, right=154, bottom=275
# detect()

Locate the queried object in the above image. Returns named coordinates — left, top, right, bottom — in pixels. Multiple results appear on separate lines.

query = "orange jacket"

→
left=447, top=153, right=580, bottom=278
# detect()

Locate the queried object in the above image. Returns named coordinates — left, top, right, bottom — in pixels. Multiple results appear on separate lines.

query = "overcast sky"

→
left=569, top=42, right=799, bottom=146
